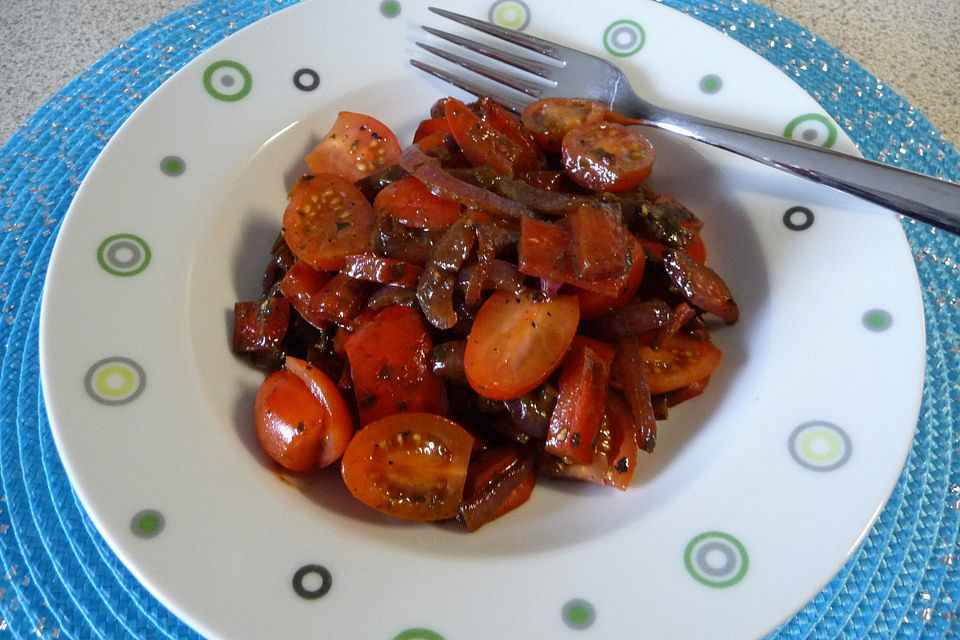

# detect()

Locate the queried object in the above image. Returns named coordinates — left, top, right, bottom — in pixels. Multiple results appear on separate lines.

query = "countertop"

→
left=0, top=0, right=957, bottom=149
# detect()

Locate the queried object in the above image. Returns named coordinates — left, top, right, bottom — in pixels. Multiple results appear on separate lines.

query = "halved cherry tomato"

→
left=444, top=97, right=524, bottom=175
left=639, top=334, right=722, bottom=395
left=521, top=98, right=607, bottom=153
left=413, top=117, right=450, bottom=142
left=280, top=263, right=369, bottom=329
left=545, top=337, right=615, bottom=463
left=282, top=174, right=377, bottom=271
left=562, top=122, right=655, bottom=192
left=540, top=391, right=637, bottom=490
left=277, top=260, right=331, bottom=329
left=254, top=357, right=353, bottom=471
left=373, top=176, right=461, bottom=229
left=464, top=289, right=580, bottom=400
left=233, top=298, right=290, bottom=353
left=344, top=305, right=448, bottom=424
left=304, top=111, right=401, bottom=182
left=284, top=356, right=354, bottom=467
left=477, top=96, right=543, bottom=171
left=340, top=413, right=474, bottom=521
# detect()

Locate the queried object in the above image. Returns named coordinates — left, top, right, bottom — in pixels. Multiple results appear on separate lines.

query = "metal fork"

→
left=412, top=7, right=960, bottom=234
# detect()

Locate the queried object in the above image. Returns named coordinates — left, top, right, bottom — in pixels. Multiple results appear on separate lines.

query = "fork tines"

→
left=413, top=7, right=563, bottom=113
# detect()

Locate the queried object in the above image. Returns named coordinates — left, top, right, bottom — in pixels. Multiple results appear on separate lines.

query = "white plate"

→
left=39, top=1, right=925, bottom=638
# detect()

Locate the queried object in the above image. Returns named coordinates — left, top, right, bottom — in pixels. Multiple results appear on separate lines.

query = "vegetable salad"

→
left=232, top=96, right=738, bottom=530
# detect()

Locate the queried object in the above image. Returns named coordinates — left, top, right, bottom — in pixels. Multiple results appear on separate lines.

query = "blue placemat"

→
left=1, top=0, right=958, bottom=638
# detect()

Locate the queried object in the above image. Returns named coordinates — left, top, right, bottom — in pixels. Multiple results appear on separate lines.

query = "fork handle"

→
left=635, top=107, right=960, bottom=234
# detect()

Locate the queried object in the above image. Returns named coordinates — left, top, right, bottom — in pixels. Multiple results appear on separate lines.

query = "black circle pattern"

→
left=293, top=68, right=321, bottom=92
left=783, top=206, right=815, bottom=231
left=292, top=564, right=332, bottom=599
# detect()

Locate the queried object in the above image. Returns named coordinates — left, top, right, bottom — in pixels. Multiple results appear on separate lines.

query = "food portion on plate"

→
left=231, top=96, right=738, bottom=531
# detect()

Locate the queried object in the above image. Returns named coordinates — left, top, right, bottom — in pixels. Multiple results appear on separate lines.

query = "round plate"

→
left=38, top=1, right=925, bottom=638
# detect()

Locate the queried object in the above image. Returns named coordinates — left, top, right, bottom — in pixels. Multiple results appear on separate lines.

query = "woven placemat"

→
left=1, top=0, right=958, bottom=637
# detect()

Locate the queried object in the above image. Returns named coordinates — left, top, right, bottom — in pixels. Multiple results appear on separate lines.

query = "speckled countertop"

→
left=1, top=0, right=957, bottom=147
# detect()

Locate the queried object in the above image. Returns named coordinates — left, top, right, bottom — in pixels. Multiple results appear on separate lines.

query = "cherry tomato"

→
left=233, top=298, right=290, bottom=353
left=340, top=413, right=474, bottom=521
left=639, top=335, right=722, bottom=395
left=464, top=289, right=580, bottom=400
left=373, top=176, right=461, bottom=229
left=521, top=98, right=607, bottom=153
left=304, top=111, right=401, bottom=182
left=444, top=97, right=524, bottom=175
left=477, top=96, right=543, bottom=171
left=545, top=337, right=615, bottom=463
left=344, top=305, right=449, bottom=424
left=562, top=122, right=655, bottom=192
left=413, top=117, right=450, bottom=142
left=686, top=232, right=707, bottom=264
left=282, top=174, right=377, bottom=271
left=540, top=391, right=638, bottom=490
left=254, top=357, right=353, bottom=471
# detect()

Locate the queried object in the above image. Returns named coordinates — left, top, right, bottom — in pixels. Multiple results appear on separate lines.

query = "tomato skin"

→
left=284, top=356, right=354, bottom=468
left=521, top=98, right=607, bottom=153
left=639, top=334, right=722, bottom=395
left=373, top=176, right=461, bottom=229
left=304, top=111, right=401, bottom=182
left=340, top=413, right=474, bottom=521
left=545, top=338, right=615, bottom=463
left=444, top=97, right=524, bottom=175
left=540, top=391, right=638, bottom=490
left=233, top=298, right=290, bottom=353
left=464, top=289, right=580, bottom=400
left=477, top=96, right=543, bottom=172
left=254, top=365, right=351, bottom=472
left=344, top=305, right=449, bottom=424
left=413, top=117, right=450, bottom=142
left=282, top=174, right=377, bottom=271
left=562, top=122, right=655, bottom=192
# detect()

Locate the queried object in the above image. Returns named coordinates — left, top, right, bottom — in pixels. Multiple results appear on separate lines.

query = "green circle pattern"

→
left=97, top=233, right=151, bottom=276
left=603, top=19, right=645, bottom=57
left=684, top=531, right=749, bottom=588
left=392, top=630, right=445, bottom=640
left=563, top=599, right=596, bottom=629
left=700, top=74, right=723, bottom=94
left=784, top=113, right=838, bottom=148
left=130, top=509, right=165, bottom=538
left=202, top=60, right=252, bottom=102
left=160, top=155, right=185, bottom=176
left=863, top=308, right=892, bottom=332
left=380, top=0, right=400, bottom=17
